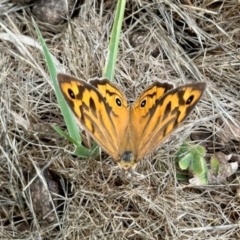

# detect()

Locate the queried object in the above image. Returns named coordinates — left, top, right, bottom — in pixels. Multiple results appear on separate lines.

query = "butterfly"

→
left=57, top=73, right=206, bottom=171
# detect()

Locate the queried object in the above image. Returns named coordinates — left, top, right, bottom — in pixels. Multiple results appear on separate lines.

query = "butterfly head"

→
left=117, top=151, right=137, bottom=170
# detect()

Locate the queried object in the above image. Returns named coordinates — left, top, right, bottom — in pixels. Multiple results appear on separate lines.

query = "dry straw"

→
left=0, top=0, right=240, bottom=239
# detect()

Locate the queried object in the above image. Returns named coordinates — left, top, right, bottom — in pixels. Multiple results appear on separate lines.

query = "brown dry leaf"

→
left=208, top=152, right=239, bottom=184
left=190, top=127, right=213, bottom=149
left=216, top=118, right=240, bottom=143
left=189, top=177, right=205, bottom=186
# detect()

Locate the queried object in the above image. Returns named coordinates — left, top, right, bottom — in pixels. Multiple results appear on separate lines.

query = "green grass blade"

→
left=103, top=0, right=126, bottom=80
left=53, top=126, right=80, bottom=146
left=33, top=20, right=92, bottom=157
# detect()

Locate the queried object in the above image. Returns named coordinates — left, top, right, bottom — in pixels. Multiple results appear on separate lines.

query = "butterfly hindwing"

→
left=90, top=79, right=131, bottom=159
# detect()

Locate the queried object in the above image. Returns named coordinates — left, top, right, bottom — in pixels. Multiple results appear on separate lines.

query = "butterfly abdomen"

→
left=118, top=151, right=137, bottom=170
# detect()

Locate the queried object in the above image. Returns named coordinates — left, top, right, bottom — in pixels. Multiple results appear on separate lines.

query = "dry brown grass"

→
left=1, top=0, right=240, bottom=239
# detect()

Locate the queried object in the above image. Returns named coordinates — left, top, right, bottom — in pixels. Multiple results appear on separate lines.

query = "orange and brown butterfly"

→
left=57, top=73, right=206, bottom=171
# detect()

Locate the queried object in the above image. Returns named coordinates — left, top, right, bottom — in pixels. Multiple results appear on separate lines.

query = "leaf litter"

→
left=1, top=0, right=240, bottom=239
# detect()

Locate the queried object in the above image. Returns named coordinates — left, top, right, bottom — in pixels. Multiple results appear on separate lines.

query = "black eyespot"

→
left=116, top=97, right=122, bottom=107
left=68, top=89, right=75, bottom=99
left=186, top=95, right=194, bottom=105
left=140, top=99, right=146, bottom=108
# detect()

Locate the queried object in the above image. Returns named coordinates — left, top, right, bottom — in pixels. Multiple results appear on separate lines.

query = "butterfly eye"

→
left=186, top=95, right=194, bottom=105
left=140, top=99, right=146, bottom=108
left=116, top=97, right=122, bottom=107
left=68, top=89, right=76, bottom=99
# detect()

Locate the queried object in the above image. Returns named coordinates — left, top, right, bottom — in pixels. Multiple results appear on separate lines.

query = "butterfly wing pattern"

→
left=131, top=82, right=206, bottom=162
left=57, top=74, right=129, bottom=161
left=57, top=73, right=206, bottom=171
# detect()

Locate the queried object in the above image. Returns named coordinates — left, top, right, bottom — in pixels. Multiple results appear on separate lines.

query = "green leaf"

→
left=190, top=156, right=207, bottom=176
left=33, top=20, right=96, bottom=157
left=178, top=152, right=192, bottom=170
left=193, top=145, right=206, bottom=157
left=197, top=174, right=208, bottom=185
left=210, top=156, right=220, bottom=175
left=53, top=126, right=80, bottom=145
left=176, top=141, right=208, bottom=184
left=103, top=0, right=126, bottom=80
left=176, top=172, right=188, bottom=182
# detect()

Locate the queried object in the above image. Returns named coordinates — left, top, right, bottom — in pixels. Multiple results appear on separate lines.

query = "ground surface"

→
left=0, top=0, right=240, bottom=239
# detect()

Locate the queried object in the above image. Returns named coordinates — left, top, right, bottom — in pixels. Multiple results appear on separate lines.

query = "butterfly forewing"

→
left=57, top=73, right=125, bottom=159
left=132, top=82, right=206, bottom=161
left=133, top=82, right=174, bottom=111
left=130, top=82, right=174, bottom=155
